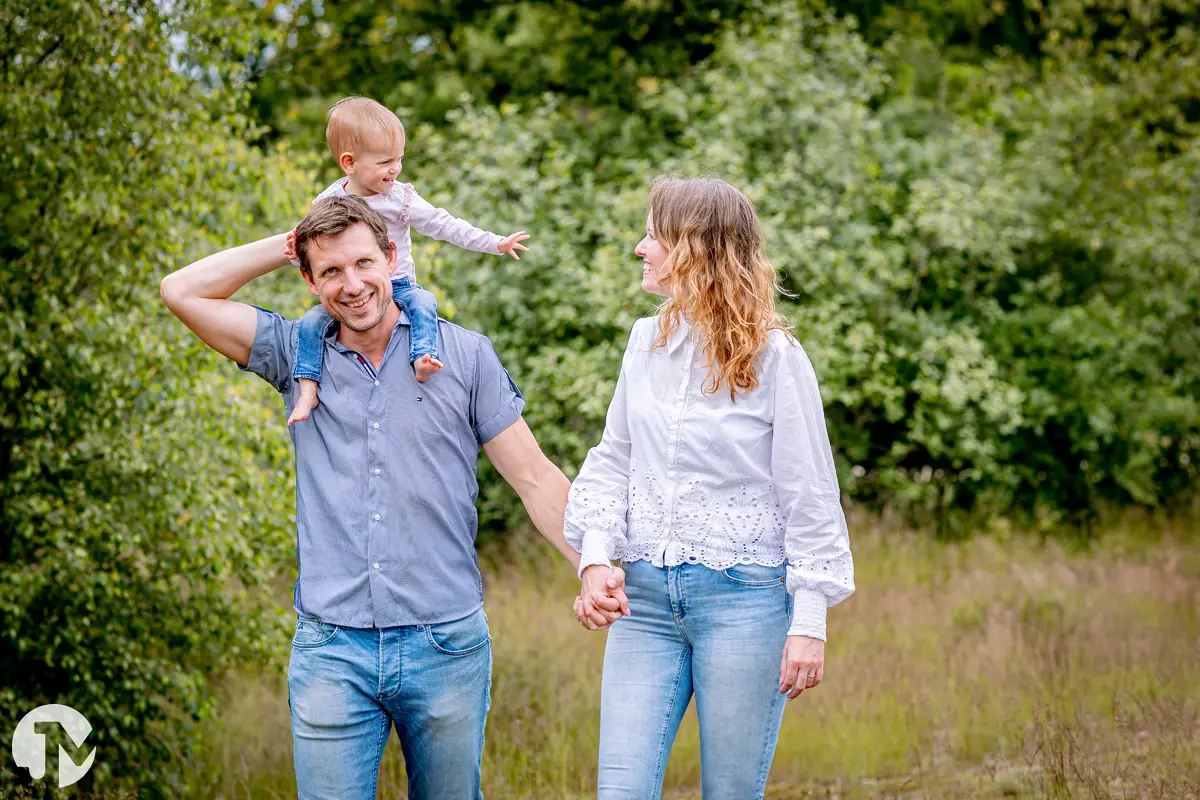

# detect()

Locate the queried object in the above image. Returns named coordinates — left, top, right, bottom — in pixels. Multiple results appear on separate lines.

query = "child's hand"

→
left=498, top=231, right=530, bottom=260
left=284, top=229, right=298, bottom=262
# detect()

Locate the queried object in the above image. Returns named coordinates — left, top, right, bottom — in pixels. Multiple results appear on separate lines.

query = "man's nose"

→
left=342, top=269, right=366, bottom=296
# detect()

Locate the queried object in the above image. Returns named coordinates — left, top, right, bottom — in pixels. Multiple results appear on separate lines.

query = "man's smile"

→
left=341, top=291, right=374, bottom=310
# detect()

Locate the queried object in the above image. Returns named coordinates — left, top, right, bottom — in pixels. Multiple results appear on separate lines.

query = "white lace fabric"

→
left=564, top=317, right=855, bottom=641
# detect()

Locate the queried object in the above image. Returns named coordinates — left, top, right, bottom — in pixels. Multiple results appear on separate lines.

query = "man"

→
left=160, top=196, right=626, bottom=799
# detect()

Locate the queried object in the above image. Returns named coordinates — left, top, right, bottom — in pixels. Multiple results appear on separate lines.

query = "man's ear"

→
left=339, top=151, right=355, bottom=173
left=386, top=241, right=398, bottom=272
left=301, top=267, right=320, bottom=297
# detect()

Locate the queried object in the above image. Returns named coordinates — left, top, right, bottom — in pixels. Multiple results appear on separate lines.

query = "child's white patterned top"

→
left=564, top=316, right=856, bottom=641
left=315, top=179, right=502, bottom=283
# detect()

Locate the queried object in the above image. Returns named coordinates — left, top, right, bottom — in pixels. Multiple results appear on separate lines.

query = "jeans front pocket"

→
left=292, top=616, right=341, bottom=649
left=720, top=562, right=787, bottom=588
left=424, top=608, right=491, bottom=656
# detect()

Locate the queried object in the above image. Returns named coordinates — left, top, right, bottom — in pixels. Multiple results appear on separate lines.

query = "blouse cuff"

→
left=788, top=588, right=828, bottom=641
left=577, top=536, right=614, bottom=579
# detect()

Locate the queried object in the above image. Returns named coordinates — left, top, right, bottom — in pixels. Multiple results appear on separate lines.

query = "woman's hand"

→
left=574, top=564, right=630, bottom=631
left=779, top=635, right=824, bottom=700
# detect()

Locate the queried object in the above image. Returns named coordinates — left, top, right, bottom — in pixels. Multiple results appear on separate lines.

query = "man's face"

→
left=302, top=222, right=397, bottom=332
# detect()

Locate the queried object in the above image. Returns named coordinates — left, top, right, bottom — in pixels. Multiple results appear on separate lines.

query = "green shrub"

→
left=0, top=1, right=310, bottom=794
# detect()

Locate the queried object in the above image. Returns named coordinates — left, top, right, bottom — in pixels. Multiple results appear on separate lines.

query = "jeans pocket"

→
left=720, top=563, right=787, bottom=588
left=292, top=616, right=341, bottom=649
left=424, top=609, right=491, bottom=656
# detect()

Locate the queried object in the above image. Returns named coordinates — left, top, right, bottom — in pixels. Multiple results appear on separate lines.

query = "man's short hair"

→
left=294, top=195, right=392, bottom=277
left=326, top=96, right=406, bottom=161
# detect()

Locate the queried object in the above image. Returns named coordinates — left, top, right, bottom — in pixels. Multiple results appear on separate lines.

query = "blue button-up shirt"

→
left=241, top=308, right=525, bottom=629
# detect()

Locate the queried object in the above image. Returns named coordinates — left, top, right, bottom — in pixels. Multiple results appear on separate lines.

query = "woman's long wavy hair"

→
left=649, top=177, right=790, bottom=401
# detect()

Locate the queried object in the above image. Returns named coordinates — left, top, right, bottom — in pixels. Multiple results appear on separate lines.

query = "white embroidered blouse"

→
left=563, top=316, right=855, bottom=640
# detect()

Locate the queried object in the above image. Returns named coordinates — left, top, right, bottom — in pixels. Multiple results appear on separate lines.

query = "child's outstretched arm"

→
left=407, top=188, right=530, bottom=257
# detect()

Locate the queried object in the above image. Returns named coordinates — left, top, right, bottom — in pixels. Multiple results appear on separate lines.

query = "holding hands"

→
left=573, top=564, right=631, bottom=631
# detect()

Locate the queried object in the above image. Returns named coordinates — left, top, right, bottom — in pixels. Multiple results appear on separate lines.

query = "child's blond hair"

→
left=325, top=96, right=406, bottom=161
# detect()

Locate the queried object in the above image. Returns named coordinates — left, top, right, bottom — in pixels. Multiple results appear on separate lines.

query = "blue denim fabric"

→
left=597, top=560, right=793, bottom=799
left=390, top=277, right=440, bottom=365
left=293, top=277, right=440, bottom=381
left=288, top=608, right=491, bottom=800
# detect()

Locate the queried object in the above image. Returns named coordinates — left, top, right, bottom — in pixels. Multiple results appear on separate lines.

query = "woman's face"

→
left=635, top=212, right=671, bottom=297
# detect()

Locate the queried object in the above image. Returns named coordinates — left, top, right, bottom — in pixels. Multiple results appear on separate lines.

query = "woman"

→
left=564, top=177, right=855, bottom=798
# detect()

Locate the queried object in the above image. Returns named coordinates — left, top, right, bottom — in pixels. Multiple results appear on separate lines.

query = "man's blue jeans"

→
left=597, top=560, right=793, bottom=799
left=293, top=277, right=440, bottom=382
left=288, top=607, right=491, bottom=800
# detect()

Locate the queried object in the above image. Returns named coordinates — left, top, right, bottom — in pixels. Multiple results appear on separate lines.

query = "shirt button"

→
left=374, top=468, right=381, bottom=475
left=372, top=562, right=380, bottom=570
left=374, top=514, right=381, bottom=521
left=374, top=380, right=380, bottom=386
left=373, top=422, right=380, bottom=429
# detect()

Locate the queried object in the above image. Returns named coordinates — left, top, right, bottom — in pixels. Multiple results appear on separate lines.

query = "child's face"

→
left=635, top=212, right=671, bottom=297
left=343, top=138, right=405, bottom=196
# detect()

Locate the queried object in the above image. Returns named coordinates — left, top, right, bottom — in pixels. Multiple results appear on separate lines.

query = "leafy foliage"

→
left=390, top=4, right=1198, bottom=534
left=0, top=1, right=310, bottom=794
left=1, top=0, right=1197, bottom=793
left=247, top=0, right=758, bottom=148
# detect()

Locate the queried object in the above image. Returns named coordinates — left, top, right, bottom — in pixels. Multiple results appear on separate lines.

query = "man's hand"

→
left=574, top=564, right=630, bottom=631
left=498, top=231, right=530, bottom=260
left=779, top=635, right=825, bottom=700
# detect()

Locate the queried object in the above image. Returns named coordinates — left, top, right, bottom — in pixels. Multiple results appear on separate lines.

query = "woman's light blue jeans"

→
left=288, top=607, right=491, bottom=800
left=598, top=560, right=793, bottom=799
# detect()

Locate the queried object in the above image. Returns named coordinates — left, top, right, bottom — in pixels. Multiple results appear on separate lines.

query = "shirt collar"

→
left=665, top=316, right=693, bottom=355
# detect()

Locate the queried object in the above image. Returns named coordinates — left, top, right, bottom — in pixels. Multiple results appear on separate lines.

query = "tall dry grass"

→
left=190, top=513, right=1200, bottom=798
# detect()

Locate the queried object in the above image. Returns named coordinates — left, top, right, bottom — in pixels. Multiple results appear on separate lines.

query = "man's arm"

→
left=482, top=418, right=579, bottom=569
left=484, top=418, right=629, bottom=623
left=159, top=233, right=291, bottom=365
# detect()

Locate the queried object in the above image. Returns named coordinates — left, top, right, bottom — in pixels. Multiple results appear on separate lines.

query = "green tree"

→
left=0, top=1, right=310, bottom=794
left=393, top=3, right=1198, bottom=534
left=246, top=0, right=758, bottom=148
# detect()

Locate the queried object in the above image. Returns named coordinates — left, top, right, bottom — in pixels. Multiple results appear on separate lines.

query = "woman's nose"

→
left=635, top=239, right=646, bottom=257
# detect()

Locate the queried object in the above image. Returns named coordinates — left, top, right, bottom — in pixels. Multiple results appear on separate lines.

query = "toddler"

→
left=284, top=96, right=529, bottom=424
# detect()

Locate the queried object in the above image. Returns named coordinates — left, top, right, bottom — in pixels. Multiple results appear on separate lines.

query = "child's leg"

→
left=391, top=278, right=442, bottom=382
left=289, top=304, right=334, bottom=424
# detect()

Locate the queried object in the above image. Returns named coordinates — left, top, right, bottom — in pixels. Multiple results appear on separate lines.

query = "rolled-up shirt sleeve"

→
left=237, top=307, right=299, bottom=394
left=407, top=190, right=504, bottom=255
left=564, top=327, right=640, bottom=575
left=469, top=335, right=526, bottom=444
left=771, top=338, right=855, bottom=641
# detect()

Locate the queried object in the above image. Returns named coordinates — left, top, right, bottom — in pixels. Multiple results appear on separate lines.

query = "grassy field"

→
left=190, top=513, right=1200, bottom=798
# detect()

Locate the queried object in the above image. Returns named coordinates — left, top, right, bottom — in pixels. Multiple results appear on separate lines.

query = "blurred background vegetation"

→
left=1, top=0, right=1197, bottom=796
